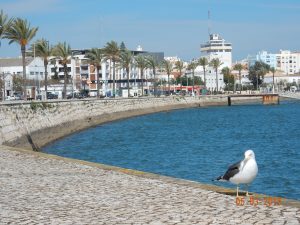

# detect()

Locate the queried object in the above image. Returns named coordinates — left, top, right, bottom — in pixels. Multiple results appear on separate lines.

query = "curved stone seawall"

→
left=0, top=96, right=227, bottom=150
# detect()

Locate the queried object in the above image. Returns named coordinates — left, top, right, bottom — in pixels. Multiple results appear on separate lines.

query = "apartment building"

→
left=276, top=50, right=300, bottom=75
left=0, top=57, right=45, bottom=98
left=249, top=50, right=300, bottom=75
left=47, top=47, right=164, bottom=97
left=0, top=57, right=45, bottom=80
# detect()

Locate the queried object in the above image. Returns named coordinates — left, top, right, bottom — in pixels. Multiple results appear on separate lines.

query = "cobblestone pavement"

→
left=0, top=146, right=299, bottom=225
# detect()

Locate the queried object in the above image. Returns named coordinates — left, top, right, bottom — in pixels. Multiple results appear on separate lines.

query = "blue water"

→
left=43, top=100, right=300, bottom=200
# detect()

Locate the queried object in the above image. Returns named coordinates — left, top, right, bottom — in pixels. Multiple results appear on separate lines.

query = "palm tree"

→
left=4, top=18, right=38, bottom=98
left=103, top=41, right=120, bottom=97
left=53, top=42, right=71, bottom=99
left=174, top=60, right=184, bottom=91
left=188, top=61, right=198, bottom=95
left=85, top=48, right=103, bottom=98
left=0, top=10, right=13, bottom=46
left=135, top=55, right=147, bottom=96
left=198, top=57, right=208, bottom=88
left=221, top=67, right=232, bottom=92
left=234, top=63, right=243, bottom=93
left=209, top=58, right=223, bottom=93
left=32, top=39, right=51, bottom=98
left=270, top=67, right=276, bottom=93
left=146, top=56, right=159, bottom=96
left=162, top=59, right=173, bottom=95
left=120, top=50, right=133, bottom=97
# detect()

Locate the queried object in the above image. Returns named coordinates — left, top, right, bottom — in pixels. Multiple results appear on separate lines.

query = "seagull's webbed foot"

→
left=245, top=185, right=252, bottom=196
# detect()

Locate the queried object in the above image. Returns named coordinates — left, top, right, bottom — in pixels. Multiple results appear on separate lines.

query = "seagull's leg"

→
left=236, top=185, right=239, bottom=197
left=246, top=184, right=249, bottom=196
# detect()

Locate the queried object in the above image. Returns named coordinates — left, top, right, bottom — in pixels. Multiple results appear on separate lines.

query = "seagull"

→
left=214, top=150, right=258, bottom=197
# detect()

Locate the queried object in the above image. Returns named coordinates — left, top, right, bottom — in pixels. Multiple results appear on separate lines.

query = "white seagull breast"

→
left=230, top=157, right=258, bottom=185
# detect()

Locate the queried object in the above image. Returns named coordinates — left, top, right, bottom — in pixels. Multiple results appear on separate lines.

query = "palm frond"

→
left=0, top=10, right=14, bottom=39
left=4, top=18, right=38, bottom=46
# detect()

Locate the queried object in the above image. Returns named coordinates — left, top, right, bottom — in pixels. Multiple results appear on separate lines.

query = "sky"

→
left=1, top=0, right=300, bottom=61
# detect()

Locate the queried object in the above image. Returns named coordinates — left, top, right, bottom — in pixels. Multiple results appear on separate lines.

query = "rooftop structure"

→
left=200, top=34, right=232, bottom=68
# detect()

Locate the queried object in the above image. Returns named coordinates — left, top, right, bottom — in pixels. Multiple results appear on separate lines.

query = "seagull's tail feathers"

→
left=212, top=176, right=225, bottom=182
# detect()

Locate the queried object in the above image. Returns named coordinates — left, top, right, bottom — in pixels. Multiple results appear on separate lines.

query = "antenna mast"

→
left=208, top=10, right=211, bottom=36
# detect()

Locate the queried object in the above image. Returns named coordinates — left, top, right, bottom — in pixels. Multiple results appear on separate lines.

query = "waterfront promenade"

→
left=0, top=145, right=299, bottom=225
left=279, top=92, right=300, bottom=100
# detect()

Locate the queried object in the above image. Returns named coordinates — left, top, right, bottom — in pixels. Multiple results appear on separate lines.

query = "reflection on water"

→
left=43, top=100, right=300, bottom=200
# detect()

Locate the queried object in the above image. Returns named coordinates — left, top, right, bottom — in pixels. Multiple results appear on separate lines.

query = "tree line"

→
left=1, top=9, right=274, bottom=99
left=222, top=62, right=272, bottom=93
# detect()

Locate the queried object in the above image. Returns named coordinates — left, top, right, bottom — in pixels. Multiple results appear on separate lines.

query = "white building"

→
left=193, top=67, right=225, bottom=92
left=197, top=33, right=231, bottom=91
left=200, top=34, right=232, bottom=69
left=276, top=50, right=300, bottom=75
left=249, top=50, right=300, bottom=75
left=264, top=72, right=300, bottom=85
left=0, top=57, right=45, bottom=80
left=0, top=72, right=13, bottom=99
left=0, top=57, right=45, bottom=99
left=256, top=51, right=277, bottom=69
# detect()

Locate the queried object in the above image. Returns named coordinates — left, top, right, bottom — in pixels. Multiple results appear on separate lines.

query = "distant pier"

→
left=227, top=94, right=280, bottom=106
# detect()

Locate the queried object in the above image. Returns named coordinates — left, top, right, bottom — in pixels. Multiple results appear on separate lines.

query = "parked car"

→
left=5, top=96, right=16, bottom=101
left=67, top=92, right=87, bottom=99
left=47, top=93, right=58, bottom=99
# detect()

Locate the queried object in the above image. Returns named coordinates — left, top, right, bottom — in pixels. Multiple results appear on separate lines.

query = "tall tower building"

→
left=200, top=34, right=232, bottom=69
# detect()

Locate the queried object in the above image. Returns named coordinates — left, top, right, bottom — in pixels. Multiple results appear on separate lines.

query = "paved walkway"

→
left=0, top=146, right=299, bottom=225
left=279, top=92, right=300, bottom=100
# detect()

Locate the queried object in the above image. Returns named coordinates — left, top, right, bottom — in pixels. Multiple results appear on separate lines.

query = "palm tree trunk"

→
left=141, top=70, right=144, bottom=96
left=216, top=69, right=218, bottom=93
left=272, top=72, right=275, bottom=93
left=167, top=74, right=170, bottom=94
left=239, top=71, right=242, bottom=94
left=63, top=64, right=67, bottom=99
left=112, top=60, right=115, bottom=97
left=97, top=65, right=101, bottom=98
left=153, top=69, right=156, bottom=97
left=127, top=67, right=130, bottom=97
left=180, top=75, right=183, bottom=91
left=21, top=45, right=26, bottom=99
left=233, top=76, right=236, bottom=93
left=203, top=68, right=206, bottom=88
left=192, top=71, right=195, bottom=94
left=44, top=60, right=48, bottom=99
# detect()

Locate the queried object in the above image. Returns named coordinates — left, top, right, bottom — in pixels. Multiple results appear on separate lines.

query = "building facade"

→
left=276, top=50, right=300, bottom=75
left=0, top=57, right=45, bottom=80
left=248, top=50, right=300, bottom=75
left=200, top=34, right=232, bottom=69
left=197, top=33, right=231, bottom=91
left=0, top=57, right=45, bottom=98
left=256, top=51, right=277, bottom=69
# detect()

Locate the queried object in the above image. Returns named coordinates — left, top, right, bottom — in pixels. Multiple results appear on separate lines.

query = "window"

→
left=40, top=72, right=43, bottom=75
left=30, top=72, right=34, bottom=75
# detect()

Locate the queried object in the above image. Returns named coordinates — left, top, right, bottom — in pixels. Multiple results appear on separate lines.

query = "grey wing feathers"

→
left=222, top=160, right=242, bottom=181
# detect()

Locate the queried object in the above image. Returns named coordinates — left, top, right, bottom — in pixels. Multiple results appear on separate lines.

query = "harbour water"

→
left=43, top=100, right=300, bottom=200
